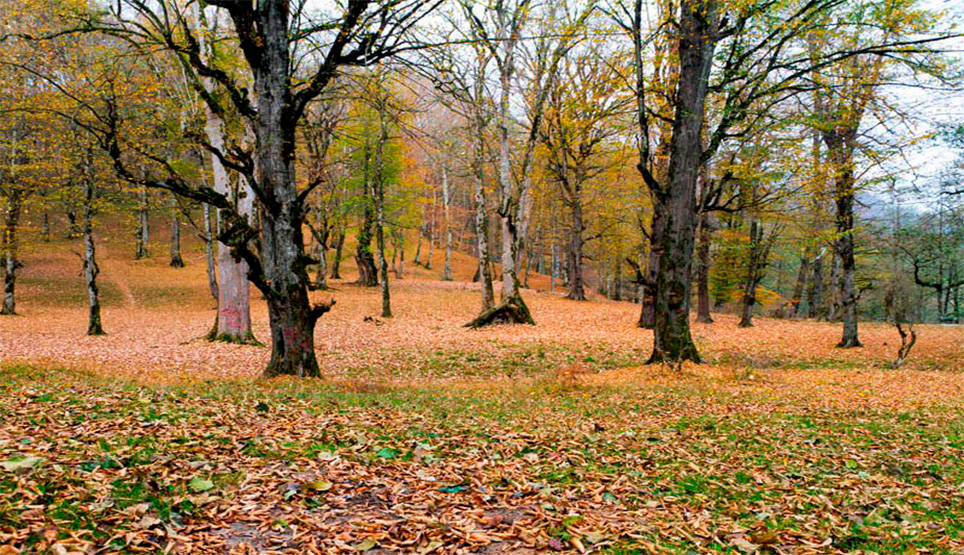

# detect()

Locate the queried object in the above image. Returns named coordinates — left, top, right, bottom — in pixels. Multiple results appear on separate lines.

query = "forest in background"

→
left=3, top=1, right=964, bottom=553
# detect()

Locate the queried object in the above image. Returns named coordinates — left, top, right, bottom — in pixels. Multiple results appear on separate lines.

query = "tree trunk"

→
left=414, top=223, right=423, bottom=267
left=638, top=210, right=661, bottom=328
left=254, top=1, right=329, bottom=377
left=135, top=186, right=149, bottom=259
left=550, top=244, right=558, bottom=292
left=789, top=247, right=811, bottom=317
left=206, top=92, right=253, bottom=344
left=738, top=220, right=763, bottom=328
left=82, top=177, right=104, bottom=336
left=647, top=0, right=717, bottom=363
left=355, top=138, right=378, bottom=287
left=374, top=98, right=392, bottom=318
left=565, top=191, right=586, bottom=301
left=472, top=115, right=495, bottom=311
left=394, top=229, right=404, bottom=279
left=203, top=203, right=219, bottom=303
left=808, top=252, right=825, bottom=319
left=193, top=3, right=252, bottom=342
left=41, top=212, right=50, bottom=242
left=169, top=195, right=185, bottom=268
left=695, top=211, right=713, bottom=323
left=833, top=166, right=861, bottom=347
left=330, top=229, right=345, bottom=279
left=613, top=258, right=623, bottom=301
left=314, top=234, right=328, bottom=288
left=66, top=209, right=81, bottom=238
left=1, top=194, right=22, bottom=315
left=523, top=245, right=531, bottom=288
left=425, top=188, right=435, bottom=270
left=442, top=165, right=453, bottom=281
left=471, top=20, right=535, bottom=327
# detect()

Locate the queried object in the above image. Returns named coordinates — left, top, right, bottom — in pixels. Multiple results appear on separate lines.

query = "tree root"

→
left=465, top=295, right=535, bottom=328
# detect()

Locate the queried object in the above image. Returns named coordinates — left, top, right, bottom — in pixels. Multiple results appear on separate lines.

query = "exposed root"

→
left=465, top=295, right=535, bottom=328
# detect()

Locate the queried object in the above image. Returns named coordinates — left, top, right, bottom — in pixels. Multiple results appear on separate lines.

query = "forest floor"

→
left=2, top=232, right=964, bottom=553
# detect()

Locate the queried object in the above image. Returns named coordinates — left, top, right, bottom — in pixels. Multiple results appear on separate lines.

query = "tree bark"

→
left=414, top=221, right=423, bottom=266
left=442, top=165, right=453, bottom=281
left=638, top=212, right=661, bottom=328
left=695, top=211, right=713, bottom=323
left=355, top=138, right=379, bottom=287
left=169, top=195, right=185, bottom=268
left=82, top=176, right=104, bottom=336
left=253, top=0, right=329, bottom=377
left=203, top=203, right=219, bottom=303
left=565, top=189, right=586, bottom=301
left=192, top=4, right=252, bottom=342
left=330, top=229, right=345, bottom=279
left=205, top=84, right=253, bottom=343
left=832, top=163, right=861, bottom=347
left=738, top=219, right=764, bottom=328
left=1, top=193, right=22, bottom=315
left=135, top=186, right=149, bottom=260
left=646, top=0, right=718, bottom=363
left=374, top=104, right=392, bottom=318
left=314, top=229, right=328, bottom=288
left=472, top=113, right=495, bottom=310
left=808, top=252, right=825, bottom=319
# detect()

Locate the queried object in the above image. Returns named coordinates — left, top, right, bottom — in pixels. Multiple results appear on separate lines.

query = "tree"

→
left=464, top=0, right=588, bottom=327
left=56, top=0, right=439, bottom=377
left=538, top=43, right=629, bottom=301
left=76, top=145, right=105, bottom=335
left=611, top=0, right=954, bottom=362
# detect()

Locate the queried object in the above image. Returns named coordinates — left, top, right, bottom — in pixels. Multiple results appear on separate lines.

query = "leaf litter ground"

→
left=2, top=237, right=964, bottom=553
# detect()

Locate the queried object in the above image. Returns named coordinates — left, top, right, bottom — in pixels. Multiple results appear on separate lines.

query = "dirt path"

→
left=97, top=243, right=138, bottom=308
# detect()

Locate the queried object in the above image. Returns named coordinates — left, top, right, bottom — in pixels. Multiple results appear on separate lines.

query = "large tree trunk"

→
left=205, top=90, right=254, bottom=344
left=833, top=164, right=861, bottom=347
left=695, top=211, right=713, bottom=323
left=254, top=1, right=328, bottom=377
left=565, top=190, right=587, bottom=301
left=82, top=177, right=104, bottom=336
left=472, top=119, right=495, bottom=311
left=1, top=193, right=22, bottom=315
left=355, top=139, right=379, bottom=287
left=647, top=0, right=717, bottom=363
left=470, top=21, right=534, bottom=328
left=169, top=195, right=185, bottom=268
left=193, top=4, right=253, bottom=343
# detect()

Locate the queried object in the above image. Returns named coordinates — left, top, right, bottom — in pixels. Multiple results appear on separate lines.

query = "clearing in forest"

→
left=2, top=238, right=964, bottom=554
